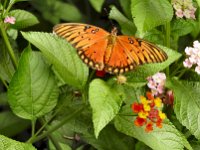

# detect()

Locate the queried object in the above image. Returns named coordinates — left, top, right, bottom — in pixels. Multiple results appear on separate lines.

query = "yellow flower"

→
left=159, top=111, right=166, bottom=119
left=138, top=111, right=149, bottom=119
left=143, top=103, right=151, bottom=111
left=154, top=97, right=162, bottom=108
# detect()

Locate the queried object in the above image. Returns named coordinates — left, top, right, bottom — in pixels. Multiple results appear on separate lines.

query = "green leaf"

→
left=8, top=46, right=59, bottom=120
left=9, top=9, right=39, bottom=29
left=109, top=6, right=136, bottom=35
left=119, top=0, right=132, bottom=19
left=31, top=0, right=81, bottom=24
left=127, top=45, right=181, bottom=82
left=171, top=19, right=194, bottom=37
left=0, top=134, right=36, bottom=150
left=89, top=0, right=105, bottom=13
left=21, top=32, right=88, bottom=89
left=0, top=111, right=30, bottom=137
left=131, top=0, right=173, bottom=33
left=7, top=28, right=18, bottom=40
left=56, top=1, right=82, bottom=22
left=89, top=79, right=123, bottom=138
left=167, top=79, right=200, bottom=140
left=83, top=125, right=135, bottom=150
left=143, top=29, right=164, bottom=45
left=114, top=106, right=192, bottom=150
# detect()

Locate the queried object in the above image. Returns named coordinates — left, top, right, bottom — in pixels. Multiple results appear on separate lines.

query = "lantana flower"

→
left=172, top=0, right=196, bottom=19
left=131, top=92, right=166, bottom=132
left=147, top=72, right=166, bottom=96
left=4, top=16, right=16, bottom=24
left=183, top=40, right=200, bottom=75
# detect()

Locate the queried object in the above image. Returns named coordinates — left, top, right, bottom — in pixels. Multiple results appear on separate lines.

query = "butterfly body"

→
left=53, top=23, right=167, bottom=74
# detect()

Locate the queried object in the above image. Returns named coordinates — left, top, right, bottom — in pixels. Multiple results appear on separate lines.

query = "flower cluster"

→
left=183, top=40, right=200, bottom=74
left=132, top=92, right=166, bottom=132
left=172, top=0, right=196, bottom=19
left=4, top=16, right=16, bottom=24
left=147, top=72, right=166, bottom=96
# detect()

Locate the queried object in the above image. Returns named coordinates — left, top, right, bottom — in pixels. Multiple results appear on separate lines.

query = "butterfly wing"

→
left=104, top=36, right=167, bottom=74
left=53, top=23, right=110, bottom=70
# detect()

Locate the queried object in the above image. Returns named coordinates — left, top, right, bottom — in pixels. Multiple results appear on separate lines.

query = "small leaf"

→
left=171, top=19, right=194, bottom=37
left=131, top=0, right=173, bottom=33
left=119, top=0, right=132, bottom=19
left=89, top=79, right=123, bottom=138
left=114, top=106, right=192, bottom=150
left=0, top=134, right=36, bottom=150
left=0, top=111, right=30, bottom=137
left=89, top=0, right=105, bottom=12
left=8, top=46, right=59, bottom=120
left=21, top=32, right=88, bottom=89
left=9, top=9, right=39, bottom=29
left=127, top=45, right=181, bottom=82
left=109, top=6, right=136, bottom=35
left=7, top=28, right=18, bottom=40
left=167, top=79, right=200, bottom=140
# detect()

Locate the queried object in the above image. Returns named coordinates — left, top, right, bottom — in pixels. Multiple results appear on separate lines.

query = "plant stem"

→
left=164, top=22, right=171, bottom=77
left=0, top=23, right=17, bottom=69
left=26, top=105, right=85, bottom=144
left=39, top=118, right=62, bottom=150
left=31, top=119, right=36, bottom=137
left=0, top=75, right=8, bottom=89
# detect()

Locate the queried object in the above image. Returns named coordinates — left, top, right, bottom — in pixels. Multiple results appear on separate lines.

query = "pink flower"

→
left=176, top=9, right=184, bottom=18
left=4, top=16, right=16, bottom=24
left=183, top=40, right=200, bottom=75
left=172, top=0, right=196, bottom=19
left=183, top=58, right=193, bottom=68
left=147, top=72, right=166, bottom=96
left=195, top=66, right=200, bottom=74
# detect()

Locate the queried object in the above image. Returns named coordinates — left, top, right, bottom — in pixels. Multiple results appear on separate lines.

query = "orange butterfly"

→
left=53, top=23, right=167, bottom=74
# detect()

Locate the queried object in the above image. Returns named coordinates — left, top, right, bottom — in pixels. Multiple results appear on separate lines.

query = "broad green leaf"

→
left=127, top=45, right=181, bottom=83
left=83, top=125, right=135, bottom=150
left=131, top=0, right=173, bottom=33
left=0, top=111, right=29, bottom=137
left=0, top=134, right=36, bottom=150
left=89, top=79, right=123, bottom=138
left=9, top=9, right=39, bottom=29
left=8, top=46, right=59, bottom=120
left=89, top=0, right=105, bottom=12
left=143, top=29, right=164, bottom=45
left=109, top=6, right=136, bottom=35
left=22, top=32, right=88, bottom=89
left=167, top=79, right=200, bottom=140
left=196, top=0, right=200, bottom=7
left=171, top=19, right=194, bottom=37
left=119, top=0, right=132, bottom=19
left=114, top=106, right=192, bottom=150
left=31, top=0, right=81, bottom=24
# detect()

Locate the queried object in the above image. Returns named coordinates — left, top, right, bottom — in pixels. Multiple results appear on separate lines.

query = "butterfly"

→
left=53, top=23, right=168, bottom=74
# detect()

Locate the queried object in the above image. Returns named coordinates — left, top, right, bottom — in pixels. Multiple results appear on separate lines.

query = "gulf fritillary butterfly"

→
left=53, top=23, right=168, bottom=74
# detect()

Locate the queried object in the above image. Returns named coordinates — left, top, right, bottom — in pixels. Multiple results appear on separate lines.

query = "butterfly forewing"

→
left=117, top=36, right=167, bottom=64
left=53, top=23, right=110, bottom=70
